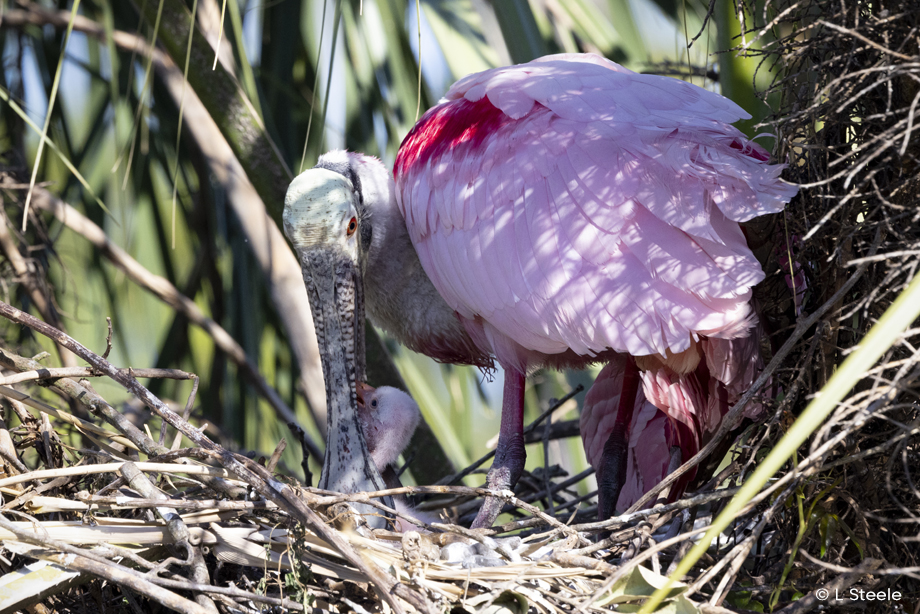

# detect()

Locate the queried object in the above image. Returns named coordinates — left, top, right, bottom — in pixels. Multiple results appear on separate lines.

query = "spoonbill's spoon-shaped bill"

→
left=283, top=168, right=391, bottom=527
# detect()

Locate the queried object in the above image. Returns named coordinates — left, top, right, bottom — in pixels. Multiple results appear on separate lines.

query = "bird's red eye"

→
left=346, top=217, right=358, bottom=236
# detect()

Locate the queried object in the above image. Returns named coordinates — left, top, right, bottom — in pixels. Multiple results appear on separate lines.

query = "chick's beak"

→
left=356, top=382, right=375, bottom=409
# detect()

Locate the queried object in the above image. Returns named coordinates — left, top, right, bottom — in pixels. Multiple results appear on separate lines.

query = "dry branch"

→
left=27, top=190, right=322, bottom=464
left=0, top=299, right=435, bottom=614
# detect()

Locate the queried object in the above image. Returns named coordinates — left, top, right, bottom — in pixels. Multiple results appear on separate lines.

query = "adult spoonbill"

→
left=284, top=53, right=797, bottom=528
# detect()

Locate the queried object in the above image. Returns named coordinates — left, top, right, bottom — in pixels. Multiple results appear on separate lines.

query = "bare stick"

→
left=0, top=512, right=211, bottom=614
left=169, top=374, right=199, bottom=450
left=102, top=317, right=114, bottom=360
left=0, top=366, right=195, bottom=386
left=28, top=190, right=321, bottom=464
left=0, top=300, right=429, bottom=614
left=441, top=385, right=584, bottom=486
left=267, top=438, right=286, bottom=473
left=70, top=495, right=275, bottom=512
left=119, top=462, right=191, bottom=549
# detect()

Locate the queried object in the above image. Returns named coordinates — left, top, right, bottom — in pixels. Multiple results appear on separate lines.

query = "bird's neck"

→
left=363, top=190, right=490, bottom=367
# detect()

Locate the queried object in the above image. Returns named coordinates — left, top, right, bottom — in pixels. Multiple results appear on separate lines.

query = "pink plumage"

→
left=390, top=54, right=795, bottom=520
left=396, top=54, right=795, bottom=373
left=356, top=383, right=421, bottom=471
left=290, top=53, right=796, bottom=524
left=580, top=332, right=766, bottom=511
left=579, top=356, right=693, bottom=511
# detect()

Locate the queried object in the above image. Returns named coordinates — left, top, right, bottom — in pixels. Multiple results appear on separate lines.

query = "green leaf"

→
left=491, top=0, right=547, bottom=63
left=422, top=0, right=501, bottom=78
left=467, top=590, right=530, bottom=614
left=598, top=566, right=688, bottom=607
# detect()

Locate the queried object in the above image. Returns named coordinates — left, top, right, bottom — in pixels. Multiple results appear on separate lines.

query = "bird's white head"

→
left=284, top=150, right=400, bottom=278
left=283, top=166, right=364, bottom=270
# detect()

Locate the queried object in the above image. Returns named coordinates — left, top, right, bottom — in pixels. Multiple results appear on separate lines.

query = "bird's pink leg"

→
left=597, top=356, right=640, bottom=520
left=471, top=369, right=526, bottom=529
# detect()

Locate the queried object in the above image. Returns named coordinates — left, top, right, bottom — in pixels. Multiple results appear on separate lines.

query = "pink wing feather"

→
left=395, top=54, right=797, bottom=370
left=580, top=357, right=696, bottom=510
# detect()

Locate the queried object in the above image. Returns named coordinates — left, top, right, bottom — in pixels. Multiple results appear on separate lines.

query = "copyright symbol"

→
left=816, top=588, right=829, bottom=601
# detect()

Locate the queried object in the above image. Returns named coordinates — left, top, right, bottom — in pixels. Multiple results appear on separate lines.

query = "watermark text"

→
left=815, top=588, right=901, bottom=602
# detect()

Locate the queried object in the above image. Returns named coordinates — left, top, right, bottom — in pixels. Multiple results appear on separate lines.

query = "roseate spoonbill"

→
left=356, top=383, right=421, bottom=472
left=284, top=53, right=797, bottom=528
left=355, top=382, right=441, bottom=531
left=283, top=169, right=393, bottom=527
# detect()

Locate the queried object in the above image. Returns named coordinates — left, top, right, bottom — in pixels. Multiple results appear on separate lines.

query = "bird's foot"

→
left=470, top=433, right=525, bottom=529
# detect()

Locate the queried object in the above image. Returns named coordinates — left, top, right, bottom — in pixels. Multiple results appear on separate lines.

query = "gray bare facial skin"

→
left=284, top=169, right=390, bottom=528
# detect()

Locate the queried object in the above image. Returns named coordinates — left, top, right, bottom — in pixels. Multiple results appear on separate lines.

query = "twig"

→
left=817, top=20, right=914, bottom=61
left=0, top=512, right=212, bottom=614
left=313, top=484, right=581, bottom=538
left=0, top=462, right=237, bottom=489
left=102, top=317, right=114, bottom=360
left=267, top=438, right=286, bottom=473
left=0, top=300, right=429, bottom=614
left=523, top=419, right=580, bottom=443
left=167, top=373, right=199, bottom=449
left=119, top=462, right=191, bottom=551
left=441, top=385, right=584, bottom=486
left=0, top=442, right=28, bottom=474
left=0, top=366, right=195, bottom=386
left=39, top=411, right=55, bottom=469
left=775, top=557, right=884, bottom=614
left=0, top=383, right=136, bottom=452
left=27, top=191, right=322, bottom=464
left=568, top=486, right=742, bottom=535
left=70, top=494, right=275, bottom=511
left=0, top=349, right=165, bottom=456
left=187, top=547, right=218, bottom=613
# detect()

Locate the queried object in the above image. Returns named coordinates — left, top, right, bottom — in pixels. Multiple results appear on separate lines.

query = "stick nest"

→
left=0, top=0, right=919, bottom=612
